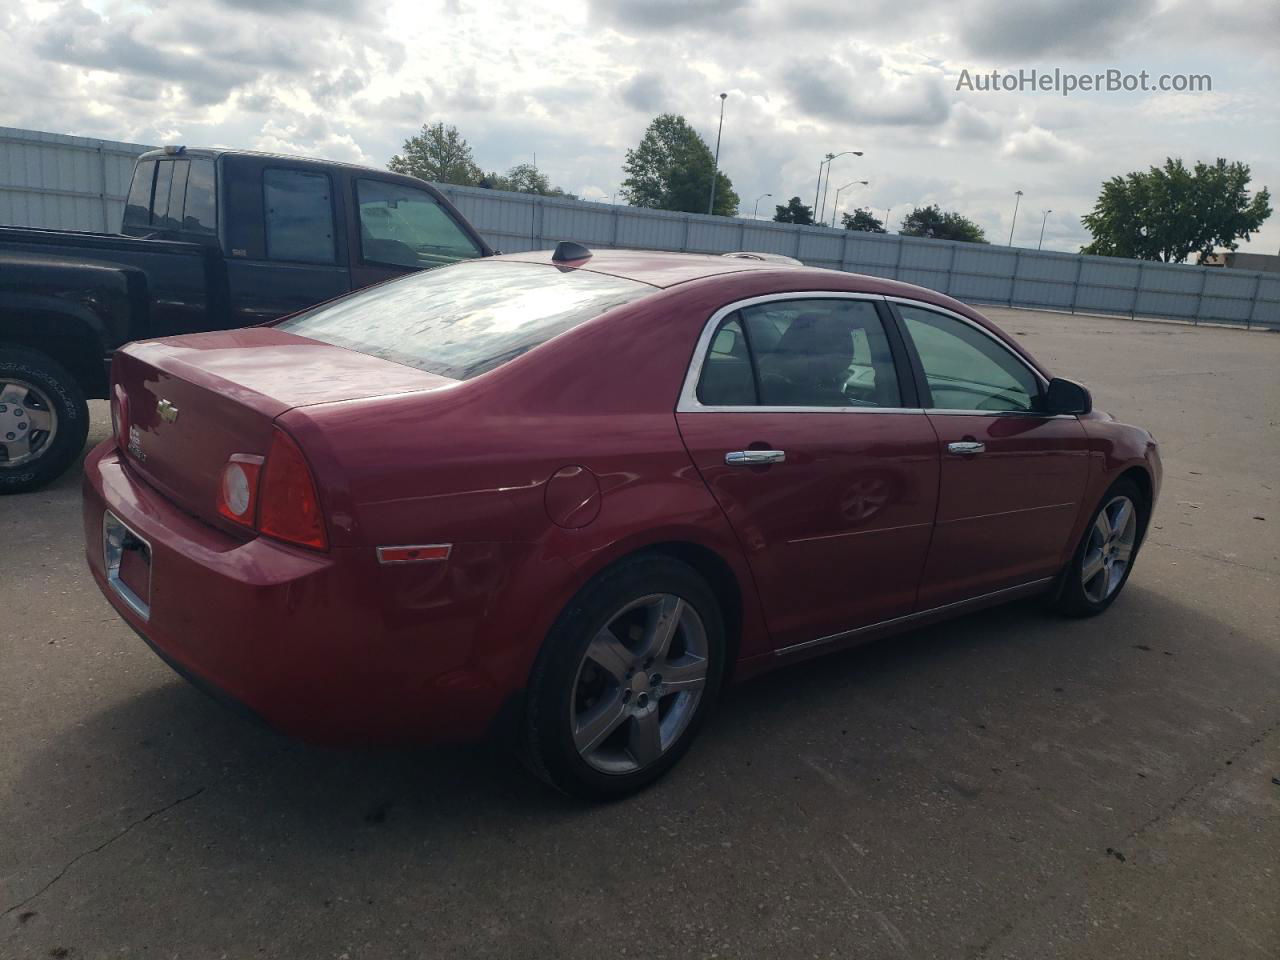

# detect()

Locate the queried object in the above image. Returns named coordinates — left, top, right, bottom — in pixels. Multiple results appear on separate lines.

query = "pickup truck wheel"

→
left=0, top=347, right=90, bottom=494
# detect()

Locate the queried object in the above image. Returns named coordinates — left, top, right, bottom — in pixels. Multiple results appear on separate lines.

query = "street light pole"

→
left=752, top=192, right=773, bottom=219
left=707, top=92, right=728, bottom=216
left=831, top=180, right=868, bottom=228
left=819, top=150, right=863, bottom=225
left=1038, top=209, right=1052, bottom=250
left=1007, top=189, right=1023, bottom=246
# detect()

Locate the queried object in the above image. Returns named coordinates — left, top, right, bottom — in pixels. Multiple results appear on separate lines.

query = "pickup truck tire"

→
left=0, top=346, right=91, bottom=495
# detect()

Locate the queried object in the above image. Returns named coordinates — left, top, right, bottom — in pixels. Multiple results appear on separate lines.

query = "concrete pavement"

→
left=1, top=307, right=1277, bottom=959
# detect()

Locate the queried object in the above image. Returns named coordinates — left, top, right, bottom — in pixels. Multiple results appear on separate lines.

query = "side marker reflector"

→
left=377, top=544, right=452, bottom=565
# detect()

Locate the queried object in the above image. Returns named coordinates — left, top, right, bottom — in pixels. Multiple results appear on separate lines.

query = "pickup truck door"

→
left=222, top=161, right=351, bottom=326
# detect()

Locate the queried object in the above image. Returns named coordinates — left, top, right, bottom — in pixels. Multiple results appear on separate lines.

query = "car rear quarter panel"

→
left=281, top=280, right=776, bottom=696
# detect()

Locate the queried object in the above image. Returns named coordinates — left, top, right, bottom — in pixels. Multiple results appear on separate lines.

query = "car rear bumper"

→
left=83, top=440, right=516, bottom=745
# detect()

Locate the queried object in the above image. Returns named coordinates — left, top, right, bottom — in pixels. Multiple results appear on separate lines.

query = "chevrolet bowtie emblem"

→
left=156, top=399, right=180, bottom=423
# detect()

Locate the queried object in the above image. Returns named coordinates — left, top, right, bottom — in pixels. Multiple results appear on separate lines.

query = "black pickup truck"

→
left=0, top=146, right=492, bottom=493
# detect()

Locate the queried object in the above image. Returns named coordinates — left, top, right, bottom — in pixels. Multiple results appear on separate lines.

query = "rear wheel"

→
left=522, top=555, right=724, bottom=800
left=1051, top=477, right=1147, bottom=617
left=0, top=347, right=90, bottom=495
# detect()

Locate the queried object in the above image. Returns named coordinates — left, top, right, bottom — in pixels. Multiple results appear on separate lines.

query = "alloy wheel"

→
left=570, top=593, right=709, bottom=775
left=1081, top=494, right=1138, bottom=603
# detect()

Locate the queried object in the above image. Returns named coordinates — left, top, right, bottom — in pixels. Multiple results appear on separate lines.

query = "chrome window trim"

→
left=676, top=291, right=923, bottom=415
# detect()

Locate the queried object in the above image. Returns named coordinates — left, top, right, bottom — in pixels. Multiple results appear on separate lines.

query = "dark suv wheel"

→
left=0, top=347, right=91, bottom=495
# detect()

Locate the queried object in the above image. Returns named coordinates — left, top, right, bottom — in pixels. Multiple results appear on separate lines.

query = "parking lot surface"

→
left=2, top=307, right=1277, bottom=959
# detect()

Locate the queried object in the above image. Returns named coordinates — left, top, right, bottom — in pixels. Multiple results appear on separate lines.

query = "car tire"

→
left=1050, top=477, right=1149, bottom=618
left=522, top=554, right=725, bottom=801
left=0, top=346, right=91, bottom=495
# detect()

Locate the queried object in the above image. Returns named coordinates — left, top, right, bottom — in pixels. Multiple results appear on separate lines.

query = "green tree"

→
left=899, top=204, right=988, bottom=243
left=481, top=163, right=575, bottom=197
left=621, top=114, right=739, bottom=216
left=1081, top=157, right=1271, bottom=262
left=772, top=196, right=815, bottom=225
left=388, top=122, right=482, bottom=186
left=841, top=208, right=886, bottom=233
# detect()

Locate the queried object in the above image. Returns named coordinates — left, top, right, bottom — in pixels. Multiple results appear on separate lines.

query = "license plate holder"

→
left=103, top=511, right=152, bottom=621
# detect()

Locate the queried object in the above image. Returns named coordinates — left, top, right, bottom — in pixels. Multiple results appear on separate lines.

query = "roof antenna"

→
left=552, top=240, right=592, bottom=262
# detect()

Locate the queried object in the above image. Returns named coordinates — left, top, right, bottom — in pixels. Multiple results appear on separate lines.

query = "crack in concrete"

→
left=2, top=787, right=205, bottom=918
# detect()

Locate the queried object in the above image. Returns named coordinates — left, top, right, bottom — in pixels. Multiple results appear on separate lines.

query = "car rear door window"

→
left=356, top=179, right=482, bottom=267
left=698, top=298, right=902, bottom=408
left=898, top=305, right=1041, bottom=412
left=264, top=169, right=336, bottom=264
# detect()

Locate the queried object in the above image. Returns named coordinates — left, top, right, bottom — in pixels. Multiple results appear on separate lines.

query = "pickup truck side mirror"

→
left=1044, top=377, right=1092, bottom=415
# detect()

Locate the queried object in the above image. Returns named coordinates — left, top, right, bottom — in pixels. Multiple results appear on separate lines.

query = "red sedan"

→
left=84, top=244, right=1161, bottom=799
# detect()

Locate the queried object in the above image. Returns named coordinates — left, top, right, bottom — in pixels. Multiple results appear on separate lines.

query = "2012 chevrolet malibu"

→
left=84, top=244, right=1161, bottom=799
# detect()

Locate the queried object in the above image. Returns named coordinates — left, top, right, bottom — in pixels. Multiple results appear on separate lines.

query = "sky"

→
left=2, top=0, right=1277, bottom=253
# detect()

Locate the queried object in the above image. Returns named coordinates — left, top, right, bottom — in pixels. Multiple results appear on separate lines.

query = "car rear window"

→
left=277, top=261, right=654, bottom=380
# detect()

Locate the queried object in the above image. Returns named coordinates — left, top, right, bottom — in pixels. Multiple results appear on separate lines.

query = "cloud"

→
left=960, top=0, right=1156, bottom=57
left=783, top=56, right=950, bottom=127
left=948, top=103, right=1002, bottom=141
left=1001, top=126, right=1085, bottom=162
left=591, top=0, right=751, bottom=31
left=619, top=71, right=670, bottom=112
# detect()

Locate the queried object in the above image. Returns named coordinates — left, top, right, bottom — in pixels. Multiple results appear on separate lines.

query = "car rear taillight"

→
left=257, top=428, right=328, bottom=550
left=111, top=384, right=130, bottom=448
left=216, top=455, right=264, bottom=530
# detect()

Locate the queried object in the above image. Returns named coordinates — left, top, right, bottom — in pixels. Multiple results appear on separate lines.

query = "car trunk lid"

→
left=113, top=327, right=455, bottom=529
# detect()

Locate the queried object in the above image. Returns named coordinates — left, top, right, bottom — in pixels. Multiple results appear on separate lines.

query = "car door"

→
left=891, top=300, right=1091, bottom=609
left=675, top=294, right=940, bottom=652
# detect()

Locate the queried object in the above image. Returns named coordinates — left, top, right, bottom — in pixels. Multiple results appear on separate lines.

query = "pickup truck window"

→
left=122, top=160, right=156, bottom=231
left=152, top=162, right=175, bottom=228
left=264, top=169, right=336, bottom=264
left=356, top=178, right=482, bottom=268
left=182, top=159, right=216, bottom=236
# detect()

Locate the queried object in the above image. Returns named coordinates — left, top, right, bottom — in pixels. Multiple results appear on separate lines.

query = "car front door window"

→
left=898, top=305, right=1040, bottom=412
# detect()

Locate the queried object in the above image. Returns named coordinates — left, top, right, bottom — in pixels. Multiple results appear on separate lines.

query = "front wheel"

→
left=522, top=555, right=725, bottom=801
left=0, top=347, right=90, bottom=495
left=1051, top=477, right=1148, bottom=617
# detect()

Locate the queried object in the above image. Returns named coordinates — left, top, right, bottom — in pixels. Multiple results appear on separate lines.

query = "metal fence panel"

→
left=0, top=126, right=154, bottom=232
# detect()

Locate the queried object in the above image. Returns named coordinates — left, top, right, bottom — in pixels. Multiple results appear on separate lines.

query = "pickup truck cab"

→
left=0, top=146, right=492, bottom=492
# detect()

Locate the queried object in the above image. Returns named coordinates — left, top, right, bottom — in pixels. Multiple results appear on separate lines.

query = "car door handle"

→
left=947, top=441, right=986, bottom=455
left=725, top=450, right=786, bottom=466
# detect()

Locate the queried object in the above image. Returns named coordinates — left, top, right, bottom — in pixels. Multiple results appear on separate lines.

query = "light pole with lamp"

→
left=831, top=180, right=868, bottom=227
left=707, top=93, right=728, bottom=215
left=1007, top=189, right=1023, bottom=245
left=1037, top=209, right=1052, bottom=250
left=820, top=150, right=863, bottom=224
left=813, top=150, right=863, bottom=223
left=752, top=192, right=773, bottom=219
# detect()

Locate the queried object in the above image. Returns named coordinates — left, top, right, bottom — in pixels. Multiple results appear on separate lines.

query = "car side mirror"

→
left=1045, top=377, right=1092, bottom=415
